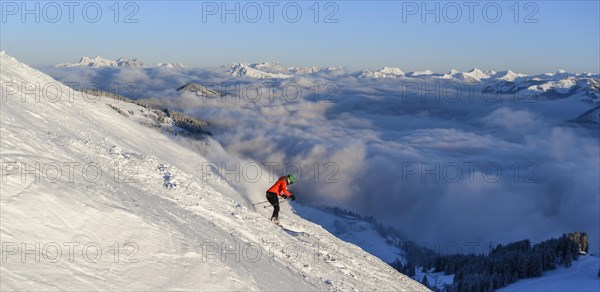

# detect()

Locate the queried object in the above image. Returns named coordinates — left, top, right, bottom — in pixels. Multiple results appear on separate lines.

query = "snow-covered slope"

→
left=0, top=52, right=427, bottom=291
left=499, top=255, right=600, bottom=292
left=293, top=205, right=404, bottom=263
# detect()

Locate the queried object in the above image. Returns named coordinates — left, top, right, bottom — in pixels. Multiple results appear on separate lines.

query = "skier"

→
left=266, top=174, right=296, bottom=224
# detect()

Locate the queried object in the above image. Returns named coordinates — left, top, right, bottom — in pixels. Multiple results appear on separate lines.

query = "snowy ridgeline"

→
left=53, top=56, right=600, bottom=104
left=0, top=53, right=428, bottom=290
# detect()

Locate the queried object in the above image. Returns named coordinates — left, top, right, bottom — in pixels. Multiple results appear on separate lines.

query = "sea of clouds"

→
left=43, top=64, right=600, bottom=253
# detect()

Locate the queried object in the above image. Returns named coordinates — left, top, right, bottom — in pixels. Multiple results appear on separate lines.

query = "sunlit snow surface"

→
left=0, top=52, right=428, bottom=291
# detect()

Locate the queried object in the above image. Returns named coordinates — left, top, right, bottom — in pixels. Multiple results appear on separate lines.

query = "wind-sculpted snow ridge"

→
left=0, top=52, right=429, bottom=291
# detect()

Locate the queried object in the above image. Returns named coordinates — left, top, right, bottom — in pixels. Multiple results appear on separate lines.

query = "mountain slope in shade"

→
left=573, top=105, right=600, bottom=126
left=177, top=83, right=220, bottom=96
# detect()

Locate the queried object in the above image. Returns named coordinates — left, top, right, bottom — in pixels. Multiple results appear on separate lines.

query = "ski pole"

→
left=263, top=199, right=289, bottom=208
left=252, top=200, right=271, bottom=205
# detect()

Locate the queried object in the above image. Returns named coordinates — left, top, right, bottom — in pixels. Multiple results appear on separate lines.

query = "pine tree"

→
left=527, top=254, right=542, bottom=277
left=404, top=261, right=416, bottom=277
left=421, top=274, right=429, bottom=288
left=578, top=232, right=589, bottom=254
left=517, top=257, right=528, bottom=278
left=564, top=253, right=573, bottom=268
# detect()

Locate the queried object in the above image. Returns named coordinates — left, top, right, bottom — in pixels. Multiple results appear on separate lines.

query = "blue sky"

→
left=1, top=1, right=599, bottom=73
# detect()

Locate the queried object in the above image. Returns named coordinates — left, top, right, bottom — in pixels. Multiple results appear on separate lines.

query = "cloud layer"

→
left=43, top=65, right=600, bottom=252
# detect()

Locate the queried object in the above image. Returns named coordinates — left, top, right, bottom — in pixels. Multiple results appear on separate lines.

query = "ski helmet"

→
left=287, top=174, right=296, bottom=184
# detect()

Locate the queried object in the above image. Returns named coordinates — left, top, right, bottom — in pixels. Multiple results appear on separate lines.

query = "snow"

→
left=253, top=61, right=284, bottom=69
left=409, top=69, right=435, bottom=76
left=56, top=56, right=184, bottom=69
left=0, top=52, right=428, bottom=291
left=227, top=63, right=293, bottom=79
left=457, top=68, right=490, bottom=81
left=499, top=255, right=600, bottom=292
left=359, top=67, right=405, bottom=79
left=56, top=56, right=120, bottom=68
left=528, top=78, right=578, bottom=93
left=380, top=67, right=405, bottom=76
left=497, top=70, right=527, bottom=82
left=439, top=69, right=460, bottom=79
left=415, top=269, right=454, bottom=291
left=156, top=62, right=186, bottom=69
left=293, top=204, right=404, bottom=263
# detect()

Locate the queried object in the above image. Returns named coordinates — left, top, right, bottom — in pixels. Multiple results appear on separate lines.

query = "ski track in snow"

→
left=0, top=53, right=428, bottom=291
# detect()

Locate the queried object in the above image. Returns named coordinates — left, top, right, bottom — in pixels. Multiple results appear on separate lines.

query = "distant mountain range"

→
left=53, top=57, right=600, bottom=103
left=56, top=56, right=186, bottom=69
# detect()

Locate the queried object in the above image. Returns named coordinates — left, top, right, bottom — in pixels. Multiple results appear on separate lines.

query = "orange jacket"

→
left=267, top=176, right=292, bottom=197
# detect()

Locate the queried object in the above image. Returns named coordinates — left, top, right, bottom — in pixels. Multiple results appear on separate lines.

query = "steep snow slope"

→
left=293, top=205, right=404, bottom=263
left=0, top=52, right=427, bottom=291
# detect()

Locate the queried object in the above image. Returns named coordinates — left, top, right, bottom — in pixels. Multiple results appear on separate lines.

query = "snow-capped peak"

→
left=456, top=68, right=490, bottom=81
left=116, top=57, right=144, bottom=67
left=359, top=67, right=405, bottom=78
left=409, top=69, right=435, bottom=76
left=380, top=67, right=405, bottom=76
left=496, top=70, right=526, bottom=82
left=253, top=61, right=283, bottom=69
left=55, top=56, right=184, bottom=69
left=439, top=69, right=460, bottom=79
left=156, top=62, right=186, bottom=69
left=227, top=63, right=292, bottom=79
left=56, top=56, right=142, bottom=68
left=58, top=56, right=118, bottom=68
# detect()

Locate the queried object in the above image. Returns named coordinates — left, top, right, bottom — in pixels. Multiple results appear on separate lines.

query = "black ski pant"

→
left=266, top=192, right=280, bottom=220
